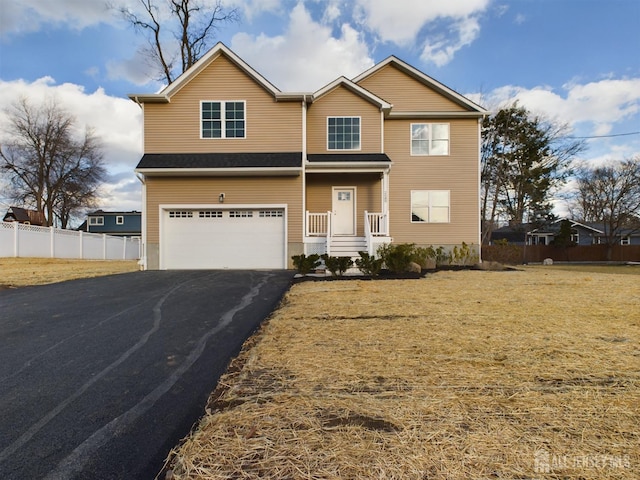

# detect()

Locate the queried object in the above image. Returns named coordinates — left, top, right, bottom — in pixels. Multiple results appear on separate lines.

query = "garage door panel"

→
left=162, top=208, right=285, bottom=269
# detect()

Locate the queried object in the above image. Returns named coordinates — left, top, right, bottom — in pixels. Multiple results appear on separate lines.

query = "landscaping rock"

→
left=407, top=262, right=422, bottom=273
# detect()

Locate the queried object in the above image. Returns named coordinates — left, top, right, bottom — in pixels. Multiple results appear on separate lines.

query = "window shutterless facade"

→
left=411, top=190, right=450, bottom=223
left=201, top=101, right=245, bottom=139
left=327, top=116, right=360, bottom=150
left=89, top=216, right=104, bottom=226
left=411, top=123, right=449, bottom=155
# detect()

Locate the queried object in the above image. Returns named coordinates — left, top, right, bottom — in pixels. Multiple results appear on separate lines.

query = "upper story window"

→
left=116, top=216, right=124, bottom=225
left=89, top=216, right=104, bottom=226
left=411, top=123, right=449, bottom=156
left=201, top=101, right=245, bottom=139
left=327, top=117, right=360, bottom=150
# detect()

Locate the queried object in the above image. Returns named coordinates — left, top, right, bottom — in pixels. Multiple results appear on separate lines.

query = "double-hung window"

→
left=201, top=101, right=245, bottom=139
left=327, top=117, right=360, bottom=150
left=411, top=123, right=449, bottom=155
left=411, top=190, right=450, bottom=223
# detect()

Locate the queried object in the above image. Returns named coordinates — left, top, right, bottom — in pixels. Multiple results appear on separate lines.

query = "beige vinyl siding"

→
left=307, top=86, right=381, bottom=154
left=145, top=176, right=303, bottom=244
left=144, top=54, right=302, bottom=153
left=384, top=118, right=479, bottom=245
left=358, top=64, right=467, bottom=113
left=306, top=173, right=382, bottom=237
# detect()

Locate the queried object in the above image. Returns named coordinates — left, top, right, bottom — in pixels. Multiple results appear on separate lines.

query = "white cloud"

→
left=481, top=78, right=640, bottom=132
left=354, top=0, right=489, bottom=45
left=0, top=78, right=143, bottom=210
left=421, top=15, right=481, bottom=67
left=231, top=2, right=373, bottom=91
left=0, top=0, right=117, bottom=36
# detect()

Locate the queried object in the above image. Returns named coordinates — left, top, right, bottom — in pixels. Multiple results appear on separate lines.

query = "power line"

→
left=567, top=131, right=640, bottom=139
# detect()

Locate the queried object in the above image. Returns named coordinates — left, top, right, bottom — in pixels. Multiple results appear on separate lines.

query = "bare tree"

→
left=481, top=103, right=585, bottom=243
left=0, top=97, right=106, bottom=228
left=570, top=156, right=640, bottom=258
left=116, top=0, right=240, bottom=85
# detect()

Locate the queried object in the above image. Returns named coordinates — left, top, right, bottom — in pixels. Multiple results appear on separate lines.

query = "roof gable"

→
left=353, top=56, right=487, bottom=115
left=129, top=43, right=285, bottom=104
left=312, top=77, right=391, bottom=112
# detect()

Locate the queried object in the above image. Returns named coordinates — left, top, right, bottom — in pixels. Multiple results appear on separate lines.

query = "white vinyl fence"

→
left=0, top=221, right=141, bottom=260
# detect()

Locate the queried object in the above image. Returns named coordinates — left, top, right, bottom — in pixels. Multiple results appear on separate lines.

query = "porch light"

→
left=219, top=193, right=225, bottom=203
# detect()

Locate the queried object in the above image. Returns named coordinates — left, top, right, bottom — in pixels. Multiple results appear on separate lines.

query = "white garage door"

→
left=161, top=208, right=285, bottom=269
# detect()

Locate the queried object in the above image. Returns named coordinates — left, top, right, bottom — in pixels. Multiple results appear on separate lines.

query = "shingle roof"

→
left=136, top=152, right=302, bottom=169
left=307, top=153, right=391, bottom=163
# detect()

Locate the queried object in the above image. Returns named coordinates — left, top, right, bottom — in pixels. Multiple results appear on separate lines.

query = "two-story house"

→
left=130, top=43, right=487, bottom=270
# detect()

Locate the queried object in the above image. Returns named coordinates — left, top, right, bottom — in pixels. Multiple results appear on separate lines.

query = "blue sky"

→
left=1, top=0, right=639, bottom=216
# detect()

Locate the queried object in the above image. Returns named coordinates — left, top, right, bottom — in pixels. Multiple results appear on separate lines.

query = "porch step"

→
left=329, top=237, right=367, bottom=258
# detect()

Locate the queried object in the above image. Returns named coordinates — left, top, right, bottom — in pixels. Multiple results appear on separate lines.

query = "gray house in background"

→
left=491, top=219, right=640, bottom=246
left=79, top=210, right=142, bottom=237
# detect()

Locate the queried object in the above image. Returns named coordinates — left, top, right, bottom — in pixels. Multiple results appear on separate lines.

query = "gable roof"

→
left=3, top=206, right=45, bottom=225
left=128, top=43, right=307, bottom=104
left=352, top=56, right=488, bottom=116
left=311, top=77, right=392, bottom=112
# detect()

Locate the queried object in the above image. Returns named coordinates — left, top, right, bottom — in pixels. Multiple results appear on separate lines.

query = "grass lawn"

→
left=0, top=257, right=139, bottom=287
left=164, top=268, right=639, bottom=479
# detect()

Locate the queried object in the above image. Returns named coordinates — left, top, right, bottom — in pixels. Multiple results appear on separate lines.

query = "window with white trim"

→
left=89, top=216, right=104, bottom=226
left=201, top=101, right=245, bottom=138
left=411, top=190, right=450, bottom=223
left=411, top=123, right=449, bottom=155
left=116, top=215, right=124, bottom=225
left=621, top=236, right=631, bottom=245
left=327, top=117, right=360, bottom=150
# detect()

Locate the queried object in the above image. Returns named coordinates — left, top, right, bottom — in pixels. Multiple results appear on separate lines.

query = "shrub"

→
left=321, top=254, right=353, bottom=277
left=292, top=254, right=321, bottom=274
left=355, top=252, right=384, bottom=277
left=449, top=242, right=479, bottom=266
left=377, top=243, right=416, bottom=273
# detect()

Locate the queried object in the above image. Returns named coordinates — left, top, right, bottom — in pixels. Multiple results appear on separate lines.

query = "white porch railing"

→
left=365, top=212, right=388, bottom=236
left=305, top=211, right=330, bottom=236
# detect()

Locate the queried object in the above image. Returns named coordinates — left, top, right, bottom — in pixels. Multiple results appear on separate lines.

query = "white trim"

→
left=313, top=77, right=392, bottom=111
left=410, top=122, right=450, bottom=156
left=200, top=100, right=246, bottom=140
left=326, top=116, right=362, bottom=151
left=410, top=190, right=450, bottom=224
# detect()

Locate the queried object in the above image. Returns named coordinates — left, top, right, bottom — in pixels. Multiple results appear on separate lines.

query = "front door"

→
left=332, top=187, right=356, bottom=235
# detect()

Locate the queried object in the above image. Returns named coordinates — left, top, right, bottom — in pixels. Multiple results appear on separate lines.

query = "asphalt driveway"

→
left=0, top=270, right=292, bottom=480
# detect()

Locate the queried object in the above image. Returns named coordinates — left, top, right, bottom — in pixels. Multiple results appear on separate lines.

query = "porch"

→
left=304, top=211, right=391, bottom=257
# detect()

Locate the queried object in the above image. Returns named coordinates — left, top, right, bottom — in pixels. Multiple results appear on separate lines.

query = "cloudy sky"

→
left=1, top=0, right=639, bottom=220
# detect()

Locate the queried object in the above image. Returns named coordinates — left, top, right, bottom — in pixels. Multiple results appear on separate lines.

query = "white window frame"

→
left=201, top=100, right=246, bottom=139
left=89, top=216, right=104, bottom=226
left=327, top=116, right=361, bottom=151
left=410, top=123, right=450, bottom=156
left=116, top=215, right=124, bottom=225
left=620, top=236, right=631, bottom=245
left=410, top=190, right=450, bottom=223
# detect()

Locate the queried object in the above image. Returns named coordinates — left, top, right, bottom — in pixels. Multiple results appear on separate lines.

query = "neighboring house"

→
left=2, top=206, right=45, bottom=226
left=130, top=43, right=487, bottom=270
left=81, top=210, right=142, bottom=237
left=491, top=219, right=640, bottom=246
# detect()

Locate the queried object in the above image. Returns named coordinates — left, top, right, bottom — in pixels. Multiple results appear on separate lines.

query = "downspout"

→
left=301, top=97, right=308, bottom=256
left=135, top=173, right=147, bottom=270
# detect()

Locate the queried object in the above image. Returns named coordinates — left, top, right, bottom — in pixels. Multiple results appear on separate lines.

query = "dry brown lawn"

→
left=164, top=267, right=639, bottom=479
left=0, top=257, right=139, bottom=287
